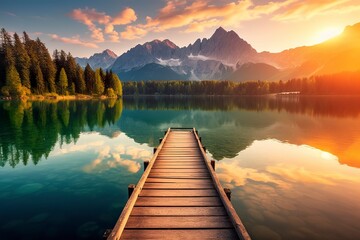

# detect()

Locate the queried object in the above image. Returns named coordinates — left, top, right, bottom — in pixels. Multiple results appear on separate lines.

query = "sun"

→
left=321, top=151, right=337, bottom=161
left=313, top=27, right=343, bottom=44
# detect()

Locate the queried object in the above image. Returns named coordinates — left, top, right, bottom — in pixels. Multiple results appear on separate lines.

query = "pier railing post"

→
left=159, top=138, right=163, bottom=144
left=224, top=188, right=231, bottom=201
left=143, top=160, right=149, bottom=171
left=128, top=184, right=135, bottom=199
left=153, top=147, right=157, bottom=154
left=211, top=160, right=215, bottom=170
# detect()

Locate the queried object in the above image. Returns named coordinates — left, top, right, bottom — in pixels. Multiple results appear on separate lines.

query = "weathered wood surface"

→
left=108, top=128, right=251, bottom=240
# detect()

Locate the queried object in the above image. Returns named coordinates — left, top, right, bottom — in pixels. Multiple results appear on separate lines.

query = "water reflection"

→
left=120, top=96, right=360, bottom=168
left=1, top=96, right=360, bottom=169
left=0, top=100, right=123, bottom=168
left=216, top=139, right=360, bottom=240
left=1, top=96, right=360, bottom=240
left=0, top=131, right=151, bottom=240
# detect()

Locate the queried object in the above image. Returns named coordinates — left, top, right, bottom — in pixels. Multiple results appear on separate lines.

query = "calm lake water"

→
left=1, top=96, right=360, bottom=240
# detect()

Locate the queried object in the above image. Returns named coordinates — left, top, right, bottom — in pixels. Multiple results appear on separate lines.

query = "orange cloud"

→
left=273, top=0, right=351, bottom=21
left=120, top=25, right=148, bottom=40
left=119, top=0, right=359, bottom=40
left=69, top=7, right=137, bottom=42
left=121, top=0, right=295, bottom=39
left=50, top=34, right=99, bottom=48
left=113, top=7, right=137, bottom=25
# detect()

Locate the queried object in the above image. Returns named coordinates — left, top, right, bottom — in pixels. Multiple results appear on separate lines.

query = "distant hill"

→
left=75, top=49, right=117, bottom=70
left=227, top=63, right=280, bottom=82
left=118, top=63, right=188, bottom=81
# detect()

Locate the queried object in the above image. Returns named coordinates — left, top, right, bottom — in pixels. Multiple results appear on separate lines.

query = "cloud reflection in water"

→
left=216, top=139, right=360, bottom=240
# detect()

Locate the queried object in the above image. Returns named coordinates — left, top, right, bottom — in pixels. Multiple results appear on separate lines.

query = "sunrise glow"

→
left=312, top=27, right=343, bottom=44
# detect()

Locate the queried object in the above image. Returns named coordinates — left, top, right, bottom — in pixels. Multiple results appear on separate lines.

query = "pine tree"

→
left=76, top=65, right=86, bottom=93
left=23, top=32, right=43, bottom=93
left=58, top=68, right=68, bottom=95
left=109, top=73, right=123, bottom=97
left=94, top=69, right=104, bottom=95
left=13, top=33, right=31, bottom=89
left=65, top=53, right=77, bottom=93
left=36, top=38, right=56, bottom=93
left=33, top=63, right=45, bottom=94
left=2, top=64, right=26, bottom=97
left=1, top=28, right=15, bottom=67
left=84, top=64, right=95, bottom=94
left=104, top=70, right=111, bottom=90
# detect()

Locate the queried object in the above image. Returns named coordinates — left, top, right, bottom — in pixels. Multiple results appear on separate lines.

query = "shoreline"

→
left=0, top=94, right=120, bottom=102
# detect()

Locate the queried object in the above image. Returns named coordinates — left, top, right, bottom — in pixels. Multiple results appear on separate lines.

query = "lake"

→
left=1, top=96, right=360, bottom=240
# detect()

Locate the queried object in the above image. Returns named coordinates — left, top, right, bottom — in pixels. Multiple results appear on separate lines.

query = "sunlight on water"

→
left=215, top=139, right=360, bottom=240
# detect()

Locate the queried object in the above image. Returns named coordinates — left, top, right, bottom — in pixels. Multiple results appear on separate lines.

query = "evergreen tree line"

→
left=0, top=28, right=122, bottom=99
left=123, top=71, right=360, bottom=95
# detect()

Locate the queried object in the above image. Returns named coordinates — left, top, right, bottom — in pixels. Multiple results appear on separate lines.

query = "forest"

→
left=123, top=71, right=360, bottom=95
left=0, top=28, right=122, bottom=99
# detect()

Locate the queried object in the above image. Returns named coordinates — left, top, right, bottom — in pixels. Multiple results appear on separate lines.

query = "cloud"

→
left=50, top=34, right=99, bottom=48
left=273, top=0, right=352, bottom=21
left=69, top=7, right=137, bottom=42
left=4, top=11, right=16, bottom=17
left=109, top=153, right=141, bottom=173
left=82, top=145, right=146, bottom=173
left=119, top=0, right=359, bottom=39
left=53, top=140, right=104, bottom=156
left=120, top=0, right=292, bottom=38
left=113, top=8, right=137, bottom=25
left=120, top=25, right=147, bottom=40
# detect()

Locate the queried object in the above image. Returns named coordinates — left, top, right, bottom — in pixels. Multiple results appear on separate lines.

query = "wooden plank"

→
left=121, top=229, right=238, bottom=240
left=146, top=177, right=213, bottom=185
left=153, top=162, right=205, bottom=166
left=125, top=216, right=233, bottom=229
left=163, top=145, right=198, bottom=147
left=143, top=183, right=213, bottom=189
left=152, top=165, right=205, bottom=169
left=156, top=159, right=203, bottom=162
left=159, top=153, right=202, bottom=156
left=145, top=178, right=212, bottom=183
left=140, top=189, right=218, bottom=197
left=135, top=197, right=222, bottom=207
left=131, top=206, right=227, bottom=216
left=150, top=168, right=208, bottom=173
left=149, top=173, right=210, bottom=178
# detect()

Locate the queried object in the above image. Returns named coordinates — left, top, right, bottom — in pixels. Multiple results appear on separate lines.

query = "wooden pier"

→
left=107, top=128, right=251, bottom=240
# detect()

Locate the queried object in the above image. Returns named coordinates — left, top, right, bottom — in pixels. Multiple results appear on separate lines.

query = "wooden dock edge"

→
left=193, top=128, right=251, bottom=240
left=107, top=128, right=172, bottom=240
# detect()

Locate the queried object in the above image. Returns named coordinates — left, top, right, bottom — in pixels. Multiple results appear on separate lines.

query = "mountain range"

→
left=75, top=49, right=117, bottom=70
left=76, top=22, right=360, bottom=81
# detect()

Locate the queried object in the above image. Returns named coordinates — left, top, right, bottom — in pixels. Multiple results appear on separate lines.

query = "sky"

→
left=1, top=0, right=360, bottom=57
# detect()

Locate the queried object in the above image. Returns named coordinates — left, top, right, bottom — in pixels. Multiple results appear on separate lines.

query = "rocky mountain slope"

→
left=76, top=49, right=117, bottom=70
